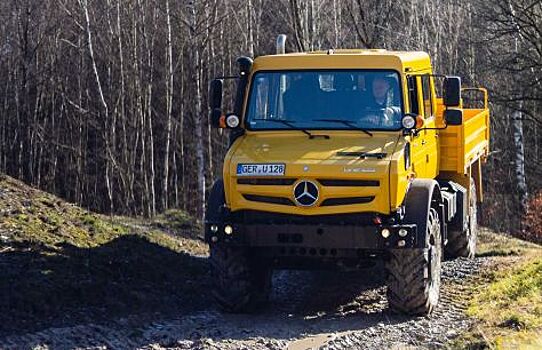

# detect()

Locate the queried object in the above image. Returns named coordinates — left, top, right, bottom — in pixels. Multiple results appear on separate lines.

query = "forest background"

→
left=0, top=0, right=540, bottom=237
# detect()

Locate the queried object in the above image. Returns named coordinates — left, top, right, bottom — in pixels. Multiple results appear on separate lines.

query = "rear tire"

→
left=210, top=244, right=272, bottom=313
left=386, top=207, right=442, bottom=315
left=445, top=180, right=478, bottom=259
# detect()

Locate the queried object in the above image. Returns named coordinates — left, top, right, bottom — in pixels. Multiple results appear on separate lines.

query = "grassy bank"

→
left=0, top=174, right=206, bottom=255
left=455, top=230, right=542, bottom=349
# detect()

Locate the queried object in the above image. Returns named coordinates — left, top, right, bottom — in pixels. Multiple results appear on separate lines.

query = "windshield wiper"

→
left=253, top=119, right=329, bottom=139
left=312, top=119, right=373, bottom=137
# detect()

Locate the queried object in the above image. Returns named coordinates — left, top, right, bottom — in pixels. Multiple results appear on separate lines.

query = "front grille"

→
left=231, top=210, right=377, bottom=225
left=318, top=179, right=380, bottom=187
left=243, top=194, right=295, bottom=206
left=320, top=196, right=375, bottom=206
left=237, top=178, right=296, bottom=186
left=237, top=178, right=380, bottom=187
left=238, top=177, right=379, bottom=208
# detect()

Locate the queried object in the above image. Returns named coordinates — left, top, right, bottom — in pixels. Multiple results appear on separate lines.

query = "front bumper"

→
left=205, top=220, right=419, bottom=252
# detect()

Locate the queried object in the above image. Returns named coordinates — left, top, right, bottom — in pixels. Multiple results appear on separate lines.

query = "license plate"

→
left=236, top=163, right=285, bottom=176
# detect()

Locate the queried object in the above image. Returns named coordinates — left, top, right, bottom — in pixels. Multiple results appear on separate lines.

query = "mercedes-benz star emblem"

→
left=293, top=180, right=319, bottom=207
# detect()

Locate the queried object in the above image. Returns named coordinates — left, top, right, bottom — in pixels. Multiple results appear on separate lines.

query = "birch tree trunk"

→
left=189, top=0, right=206, bottom=221
left=81, top=0, right=114, bottom=212
left=512, top=109, right=528, bottom=211
left=163, top=0, right=174, bottom=210
left=509, top=1, right=528, bottom=213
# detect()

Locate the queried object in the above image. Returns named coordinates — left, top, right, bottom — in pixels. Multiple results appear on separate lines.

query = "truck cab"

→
left=205, top=36, right=490, bottom=315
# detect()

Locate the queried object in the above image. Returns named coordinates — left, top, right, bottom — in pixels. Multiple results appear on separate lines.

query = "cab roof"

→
left=252, top=49, right=431, bottom=73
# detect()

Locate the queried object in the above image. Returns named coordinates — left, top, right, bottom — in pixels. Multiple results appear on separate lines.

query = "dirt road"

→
left=0, top=251, right=491, bottom=350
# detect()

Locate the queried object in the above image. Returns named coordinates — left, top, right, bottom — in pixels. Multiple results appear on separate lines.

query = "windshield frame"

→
left=243, top=68, right=405, bottom=132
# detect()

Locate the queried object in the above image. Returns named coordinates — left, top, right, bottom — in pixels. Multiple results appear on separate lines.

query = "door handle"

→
left=421, top=140, right=427, bottom=145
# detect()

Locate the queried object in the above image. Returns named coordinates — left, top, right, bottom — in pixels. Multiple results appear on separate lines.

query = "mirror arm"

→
left=414, top=125, right=448, bottom=135
left=215, top=75, right=239, bottom=80
left=413, top=102, right=461, bottom=134
left=406, top=73, right=447, bottom=79
left=413, top=111, right=449, bottom=135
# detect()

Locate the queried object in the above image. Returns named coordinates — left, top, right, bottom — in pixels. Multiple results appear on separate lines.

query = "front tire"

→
left=386, top=207, right=442, bottom=315
left=210, top=244, right=272, bottom=313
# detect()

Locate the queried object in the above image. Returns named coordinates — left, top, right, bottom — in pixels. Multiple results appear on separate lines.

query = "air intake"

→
left=276, top=34, right=287, bottom=54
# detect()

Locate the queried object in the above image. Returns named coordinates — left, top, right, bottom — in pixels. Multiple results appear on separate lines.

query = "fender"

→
left=205, top=179, right=226, bottom=242
left=403, top=179, right=443, bottom=248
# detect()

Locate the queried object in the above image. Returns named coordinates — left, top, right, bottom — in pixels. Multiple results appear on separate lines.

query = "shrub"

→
left=522, top=191, right=542, bottom=244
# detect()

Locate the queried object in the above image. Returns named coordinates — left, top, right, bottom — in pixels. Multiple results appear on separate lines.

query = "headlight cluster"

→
left=380, top=226, right=411, bottom=248
left=209, top=224, right=234, bottom=237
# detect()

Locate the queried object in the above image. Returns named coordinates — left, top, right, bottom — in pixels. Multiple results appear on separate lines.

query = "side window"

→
left=407, top=76, right=419, bottom=114
left=421, top=75, right=433, bottom=117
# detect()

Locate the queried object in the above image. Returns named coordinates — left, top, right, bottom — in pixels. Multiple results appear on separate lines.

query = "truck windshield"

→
left=245, top=70, right=403, bottom=131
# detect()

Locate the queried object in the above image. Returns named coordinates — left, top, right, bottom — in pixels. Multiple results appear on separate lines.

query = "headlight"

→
left=381, top=228, right=391, bottom=238
left=224, top=225, right=233, bottom=235
left=401, top=115, right=416, bottom=129
left=226, top=114, right=240, bottom=128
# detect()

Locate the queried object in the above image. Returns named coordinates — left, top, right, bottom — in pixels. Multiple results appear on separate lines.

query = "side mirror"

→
left=209, top=79, right=223, bottom=110
left=443, top=76, right=461, bottom=106
left=210, top=108, right=224, bottom=128
left=444, top=108, right=463, bottom=126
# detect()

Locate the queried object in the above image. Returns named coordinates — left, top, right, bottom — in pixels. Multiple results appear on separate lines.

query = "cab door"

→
left=419, top=74, right=439, bottom=178
left=406, top=75, right=426, bottom=177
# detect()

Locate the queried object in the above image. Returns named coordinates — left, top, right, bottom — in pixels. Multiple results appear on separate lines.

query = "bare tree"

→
left=0, top=0, right=539, bottom=233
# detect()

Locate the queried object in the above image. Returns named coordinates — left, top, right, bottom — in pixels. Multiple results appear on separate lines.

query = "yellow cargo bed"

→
left=438, top=88, right=490, bottom=175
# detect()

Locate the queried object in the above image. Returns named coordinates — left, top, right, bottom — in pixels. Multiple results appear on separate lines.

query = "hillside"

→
left=0, top=174, right=208, bottom=334
left=0, top=174, right=540, bottom=349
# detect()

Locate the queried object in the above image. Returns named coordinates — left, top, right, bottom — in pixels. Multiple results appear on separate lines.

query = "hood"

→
left=231, top=131, right=400, bottom=165
left=223, top=131, right=401, bottom=216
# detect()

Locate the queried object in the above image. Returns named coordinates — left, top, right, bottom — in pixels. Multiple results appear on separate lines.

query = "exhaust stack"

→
left=276, top=34, right=287, bottom=54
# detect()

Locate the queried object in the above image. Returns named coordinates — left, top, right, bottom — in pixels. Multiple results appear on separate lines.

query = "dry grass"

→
left=477, top=227, right=540, bottom=257
left=453, top=229, right=542, bottom=349
left=0, top=174, right=207, bottom=255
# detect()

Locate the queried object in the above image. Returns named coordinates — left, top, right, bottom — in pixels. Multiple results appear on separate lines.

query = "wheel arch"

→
left=403, top=179, right=443, bottom=248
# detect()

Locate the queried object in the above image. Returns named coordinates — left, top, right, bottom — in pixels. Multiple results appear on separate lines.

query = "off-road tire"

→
left=210, top=244, right=272, bottom=313
left=206, top=179, right=225, bottom=223
left=386, top=207, right=442, bottom=315
left=445, top=180, right=478, bottom=259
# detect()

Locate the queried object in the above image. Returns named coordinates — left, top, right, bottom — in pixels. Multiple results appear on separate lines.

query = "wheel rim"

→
left=467, top=185, right=478, bottom=254
left=427, top=209, right=441, bottom=306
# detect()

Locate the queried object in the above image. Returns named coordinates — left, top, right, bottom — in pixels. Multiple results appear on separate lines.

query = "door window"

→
left=421, top=75, right=433, bottom=118
left=407, top=76, right=419, bottom=115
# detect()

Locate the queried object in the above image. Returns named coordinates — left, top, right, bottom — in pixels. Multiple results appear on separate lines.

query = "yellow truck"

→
left=205, top=35, right=490, bottom=315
